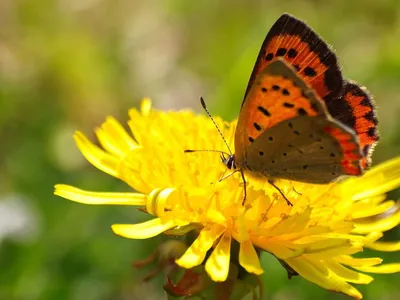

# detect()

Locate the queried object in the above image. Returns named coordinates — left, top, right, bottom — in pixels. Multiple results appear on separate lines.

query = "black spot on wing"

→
left=257, top=106, right=271, bottom=117
left=360, top=96, right=371, bottom=107
left=325, top=85, right=356, bottom=129
left=287, top=48, right=298, bottom=58
left=276, top=48, right=287, bottom=56
left=253, top=122, right=262, bottom=131
left=304, top=66, right=317, bottom=77
left=266, top=53, right=274, bottom=61
left=364, top=111, right=375, bottom=122
left=367, top=127, right=376, bottom=137
left=283, top=102, right=294, bottom=108
left=298, top=108, right=307, bottom=115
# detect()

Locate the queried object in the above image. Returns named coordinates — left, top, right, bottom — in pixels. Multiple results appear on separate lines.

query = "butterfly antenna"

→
left=184, top=149, right=230, bottom=156
left=200, top=97, right=233, bottom=155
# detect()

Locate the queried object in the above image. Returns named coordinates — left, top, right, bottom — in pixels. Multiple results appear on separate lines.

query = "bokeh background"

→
left=1, top=0, right=400, bottom=299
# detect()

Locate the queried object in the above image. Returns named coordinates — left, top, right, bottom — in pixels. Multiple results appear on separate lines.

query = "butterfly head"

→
left=221, top=153, right=236, bottom=170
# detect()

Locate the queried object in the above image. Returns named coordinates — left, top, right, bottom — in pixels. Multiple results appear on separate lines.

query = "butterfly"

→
left=214, top=13, right=380, bottom=205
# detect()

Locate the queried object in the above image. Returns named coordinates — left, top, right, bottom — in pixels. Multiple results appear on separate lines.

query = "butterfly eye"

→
left=223, top=155, right=236, bottom=170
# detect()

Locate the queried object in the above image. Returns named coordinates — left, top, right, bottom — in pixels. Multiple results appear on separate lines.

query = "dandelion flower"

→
left=55, top=99, right=400, bottom=299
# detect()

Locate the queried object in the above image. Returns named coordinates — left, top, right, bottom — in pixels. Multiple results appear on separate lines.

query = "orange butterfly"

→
left=191, top=14, right=379, bottom=205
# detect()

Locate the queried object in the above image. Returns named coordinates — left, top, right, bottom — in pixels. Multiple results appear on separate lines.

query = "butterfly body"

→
left=225, top=14, right=379, bottom=188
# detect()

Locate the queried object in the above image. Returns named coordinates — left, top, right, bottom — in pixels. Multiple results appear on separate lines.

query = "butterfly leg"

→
left=218, top=169, right=247, bottom=205
left=218, top=174, right=289, bottom=206
left=240, top=169, right=247, bottom=205
left=292, top=186, right=302, bottom=196
left=268, top=179, right=293, bottom=206
left=217, top=169, right=239, bottom=182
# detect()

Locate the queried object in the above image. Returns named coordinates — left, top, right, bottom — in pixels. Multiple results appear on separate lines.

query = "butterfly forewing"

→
left=243, top=13, right=342, bottom=106
left=235, top=59, right=328, bottom=163
left=234, top=59, right=362, bottom=182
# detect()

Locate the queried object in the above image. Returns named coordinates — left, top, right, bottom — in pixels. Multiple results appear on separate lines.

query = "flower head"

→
left=55, top=99, right=400, bottom=299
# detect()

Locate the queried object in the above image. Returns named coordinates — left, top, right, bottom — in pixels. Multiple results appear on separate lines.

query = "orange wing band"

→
left=323, top=125, right=362, bottom=175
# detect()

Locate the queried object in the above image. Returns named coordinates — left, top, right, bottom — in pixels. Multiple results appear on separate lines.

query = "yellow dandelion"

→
left=54, top=99, right=400, bottom=299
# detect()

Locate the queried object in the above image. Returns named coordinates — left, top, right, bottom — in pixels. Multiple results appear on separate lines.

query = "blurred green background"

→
left=1, top=0, right=399, bottom=299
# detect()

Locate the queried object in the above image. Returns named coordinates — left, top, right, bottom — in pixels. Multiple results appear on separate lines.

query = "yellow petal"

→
left=286, top=256, right=363, bottom=299
left=175, top=226, right=225, bottom=269
left=146, top=188, right=177, bottom=217
left=267, top=207, right=312, bottom=237
left=74, top=131, right=120, bottom=178
left=112, top=218, right=180, bottom=239
left=54, top=184, right=146, bottom=205
left=140, top=98, right=153, bottom=116
left=352, top=201, right=396, bottom=219
left=304, top=239, right=362, bottom=260
left=364, top=231, right=384, bottom=243
left=351, top=195, right=387, bottom=210
left=327, top=220, right=355, bottom=233
left=95, top=117, right=138, bottom=156
left=336, top=255, right=382, bottom=267
left=340, top=156, right=400, bottom=201
left=366, top=240, right=400, bottom=252
left=283, top=226, right=331, bottom=242
left=205, top=232, right=232, bottom=282
left=256, top=240, right=305, bottom=259
left=311, top=233, right=365, bottom=243
left=353, top=208, right=400, bottom=234
left=236, top=211, right=249, bottom=242
left=205, top=208, right=228, bottom=226
left=354, top=263, right=400, bottom=274
left=239, top=240, right=263, bottom=275
left=324, top=260, right=373, bottom=284
left=305, top=244, right=362, bottom=260
left=304, top=239, right=351, bottom=254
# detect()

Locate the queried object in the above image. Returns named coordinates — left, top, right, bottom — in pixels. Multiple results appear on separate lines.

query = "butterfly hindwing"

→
left=325, top=81, right=379, bottom=169
left=235, top=59, right=362, bottom=182
left=246, top=116, right=362, bottom=183
left=244, top=14, right=343, bottom=106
